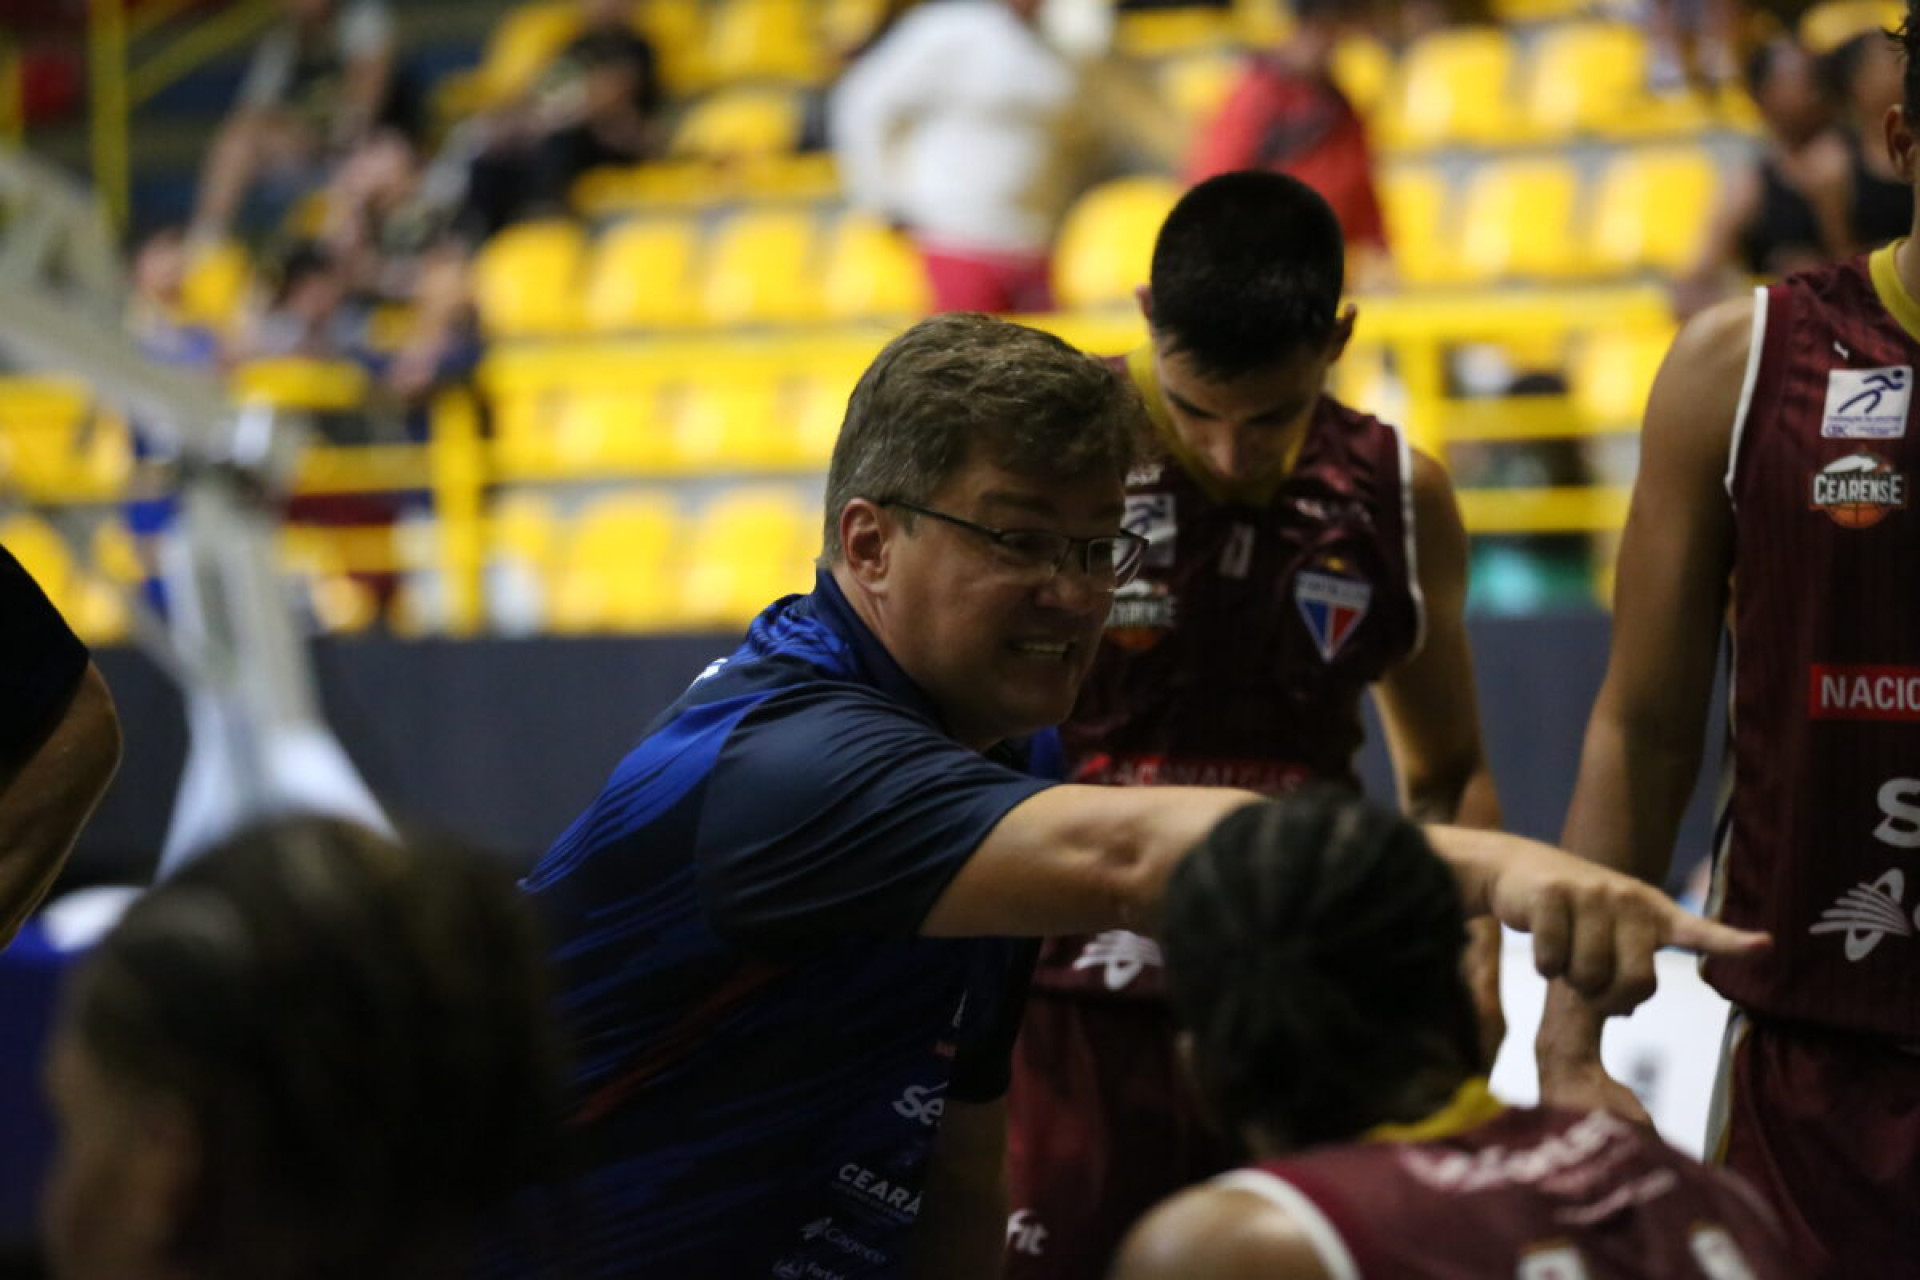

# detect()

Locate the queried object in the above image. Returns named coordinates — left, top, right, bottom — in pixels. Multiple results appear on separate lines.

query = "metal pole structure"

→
left=87, top=0, right=130, bottom=231
left=0, top=148, right=389, bottom=876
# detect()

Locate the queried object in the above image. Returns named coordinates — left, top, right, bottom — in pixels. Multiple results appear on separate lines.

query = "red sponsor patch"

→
left=1810, top=665, right=1920, bottom=720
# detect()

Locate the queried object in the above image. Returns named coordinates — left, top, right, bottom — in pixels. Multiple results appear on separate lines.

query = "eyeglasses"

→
left=882, top=500, right=1150, bottom=590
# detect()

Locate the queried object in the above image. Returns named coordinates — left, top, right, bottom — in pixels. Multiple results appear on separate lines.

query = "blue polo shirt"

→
left=516, top=572, right=1059, bottom=1278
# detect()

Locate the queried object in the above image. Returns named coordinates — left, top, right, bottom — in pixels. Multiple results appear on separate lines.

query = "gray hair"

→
left=821, top=312, right=1146, bottom=560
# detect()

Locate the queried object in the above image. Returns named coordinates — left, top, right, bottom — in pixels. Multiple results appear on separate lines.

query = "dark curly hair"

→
left=1161, top=789, right=1483, bottom=1149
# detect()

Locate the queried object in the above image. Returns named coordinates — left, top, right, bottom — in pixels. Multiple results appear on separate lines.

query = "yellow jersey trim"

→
left=1362, top=1076, right=1507, bottom=1145
left=1869, top=240, right=1920, bottom=345
left=1122, top=344, right=1307, bottom=508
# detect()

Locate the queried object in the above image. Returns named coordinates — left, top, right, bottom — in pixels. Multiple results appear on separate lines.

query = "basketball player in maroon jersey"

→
left=1006, top=172, right=1502, bottom=1280
left=1112, top=791, right=1793, bottom=1280
left=1536, top=13, right=1920, bottom=1277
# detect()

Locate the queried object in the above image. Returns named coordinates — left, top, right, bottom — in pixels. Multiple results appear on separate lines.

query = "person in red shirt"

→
left=1185, top=0, right=1388, bottom=283
left=1112, top=791, right=1794, bottom=1280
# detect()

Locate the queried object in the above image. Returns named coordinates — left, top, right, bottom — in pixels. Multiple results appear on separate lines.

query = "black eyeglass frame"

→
left=880, top=500, right=1151, bottom=589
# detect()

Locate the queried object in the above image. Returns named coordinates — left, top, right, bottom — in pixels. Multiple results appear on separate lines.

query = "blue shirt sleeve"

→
left=694, top=681, right=1055, bottom=945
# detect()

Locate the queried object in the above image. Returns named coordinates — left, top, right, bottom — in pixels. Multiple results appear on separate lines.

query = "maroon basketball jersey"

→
left=1032, top=349, right=1422, bottom=1000
left=1239, top=1105, right=1790, bottom=1279
left=1713, top=247, right=1920, bottom=1039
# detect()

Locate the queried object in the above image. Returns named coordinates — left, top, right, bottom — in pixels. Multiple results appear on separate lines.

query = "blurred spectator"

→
left=1185, top=0, right=1390, bottom=287
left=1821, top=26, right=1914, bottom=252
left=1646, top=0, right=1740, bottom=90
left=453, top=0, right=664, bottom=239
left=245, top=241, right=358, bottom=361
left=127, top=225, right=225, bottom=370
left=831, top=0, right=1087, bottom=312
left=190, top=0, right=402, bottom=241
left=41, top=817, right=566, bottom=1280
left=1673, top=36, right=1841, bottom=315
left=1396, top=0, right=1490, bottom=40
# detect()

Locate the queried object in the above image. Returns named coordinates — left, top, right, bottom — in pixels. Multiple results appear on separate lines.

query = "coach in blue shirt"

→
left=516, top=314, right=1764, bottom=1279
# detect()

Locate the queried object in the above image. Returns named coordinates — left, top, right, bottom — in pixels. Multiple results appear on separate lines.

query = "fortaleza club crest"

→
left=1295, top=563, right=1371, bottom=662
left=1811, top=452, right=1909, bottom=528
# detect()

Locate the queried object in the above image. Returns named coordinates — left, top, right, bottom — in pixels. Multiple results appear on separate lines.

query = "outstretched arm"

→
left=1538, top=294, right=1752, bottom=1112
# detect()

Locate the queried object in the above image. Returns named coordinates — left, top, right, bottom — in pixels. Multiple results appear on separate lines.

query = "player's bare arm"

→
left=0, top=663, right=121, bottom=947
left=1374, top=447, right=1506, bottom=1057
left=926, top=783, right=1765, bottom=1010
left=1539, top=294, right=1754, bottom=1111
left=909, top=1097, right=1010, bottom=1280
left=1109, top=1185, right=1333, bottom=1280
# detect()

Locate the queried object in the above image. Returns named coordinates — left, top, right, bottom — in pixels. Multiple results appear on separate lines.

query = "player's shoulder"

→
left=1111, top=1181, right=1339, bottom=1280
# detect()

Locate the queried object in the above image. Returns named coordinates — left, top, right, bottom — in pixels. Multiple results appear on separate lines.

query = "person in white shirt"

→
left=830, top=0, right=1086, bottom=313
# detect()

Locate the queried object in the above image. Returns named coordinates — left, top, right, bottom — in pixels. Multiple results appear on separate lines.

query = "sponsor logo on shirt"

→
left=1124, top=492, right=1177, bottom=568
left=1810, top=665, right=1920, bottom=720
left=1401, top=1110, right=1633, bottom=1194
left=1006, top=1209, right=1049, bottom=1257
left=835, top=1164, right=923, bottom=1222
left=1295, top=562, right=1372, bottom=662
left=773, top=1261, right=848, bottom=1280
left=1810, top=452, right=1908, bottom=527
left=1071, top=754, right=1312, bottom=792
left=1821, top=365, right=1911, bottom=439
left=892, top=1082, right=946, bottom=1127
left=1105, top=580, right=1176, bottom=652
left=1071, top=930, right=1164, bottom=991
left=1808, top=778, right=1920, bottom=961
left=798, top=1218, right=890, bottom=1266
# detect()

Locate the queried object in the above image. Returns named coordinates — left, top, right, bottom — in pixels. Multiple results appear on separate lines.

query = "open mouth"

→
left=1009, top=639, right=1076, bottom=662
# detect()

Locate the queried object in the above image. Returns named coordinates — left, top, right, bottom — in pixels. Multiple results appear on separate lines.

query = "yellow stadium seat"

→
left=670, top=378, right=804, bottom=469
left=91, top=521, right=148, bottom=586
left=484, top=492, right=562, bottom=632
left=232, top=358, right=370, bottom=411
left=0, top=380, right=92, bottom=497
left=1572, top=325, right=1677, bottom=426
left=1521, top=22, right=1650, bottom=141
left=636, top=0, right=709, bottom=92
left=1589, top=146, right=1720, bottom=275
left=551, top=492, right=686, bottom=632
left=1051, top=176, right=1182, bottom=311
left=179, top=238, right=253, bottom=335
left=1332, top=35, right=1395, bottom=120
left=818, top=213, right=931, bottom=321
left=819, top=0, right=889, bottom=57
left=583, top=217, right=705, bottom=331
left=681, top=487, right=815, bottom=627
left=466, top=2, right=585, bottom=109
left=669, top=86, right=804, bottom=160
left=553, top=386, right=678, bottom=471
left=1800, top=1, right=1903, bottom=54
left=700, top=209, right=821, bottom=326
left=0, top=513, right=76, bottom=612
left=473, top=219, right=587, bottom=338
left=1380, top=166, right=1458, bottom=287
left=1116, top=6, right=1238, bottom=57
left=792, top=368, right=861, bottom=464
left=1455, top=159, right=1586, bottom=281
left=1492, top=0, right=1590, bottom=20
left=1157, top=51, right=1243, bottom=135
left=1382, top=27, right=1517, bottom=150
left=705, top=0, right=825, bottom=84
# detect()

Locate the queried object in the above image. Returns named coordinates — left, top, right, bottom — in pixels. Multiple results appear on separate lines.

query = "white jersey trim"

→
left=1212, top=1169, right=1363, bottom=1280
left=1388, top=421, right=1428, bottom=659
left=1724, top=286, right=1770, bottom=504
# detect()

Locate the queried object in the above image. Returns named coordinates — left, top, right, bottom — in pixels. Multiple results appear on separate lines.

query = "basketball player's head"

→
left=1161, top=789, right=1483, bottom=1154
left=42, top=817, right=566, bottom=1280
left=1141, top=172, right=1356, bottom=491
left=1888, top=4, right=1920, bottom=204
left=822, top=313, right=1146, bottom=749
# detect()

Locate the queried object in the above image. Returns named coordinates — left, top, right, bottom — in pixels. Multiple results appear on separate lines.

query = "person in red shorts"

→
left=1003, top=171, right=1503, bottom=1280
left=1537, top=9, right=1920, bottom=1276
left=1112, top=791, right=1794, bottom=1280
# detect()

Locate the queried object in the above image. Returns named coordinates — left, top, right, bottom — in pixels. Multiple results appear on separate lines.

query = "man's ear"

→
left=124, top=1095, right=203, bottom=1267
left=1887, top=104, right=1917, bottom=184
left=838, top=499, right=894, bottom=590
left=1327, top=304, right=1358, bottom=365
left=1135, top=284, right=1154, bottom=327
